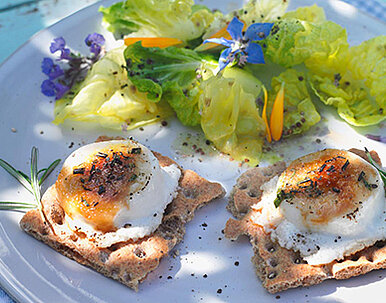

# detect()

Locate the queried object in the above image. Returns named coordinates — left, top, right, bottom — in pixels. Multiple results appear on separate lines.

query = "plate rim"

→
left=0, top=0, right=385, bottom=302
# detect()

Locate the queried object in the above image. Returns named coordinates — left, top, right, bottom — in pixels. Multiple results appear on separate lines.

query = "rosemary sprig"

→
left=0, top=201, right=36, bottom=210
left=0, top=147, right=61, bottom=211
left=364, top=147, right=386, bottom=189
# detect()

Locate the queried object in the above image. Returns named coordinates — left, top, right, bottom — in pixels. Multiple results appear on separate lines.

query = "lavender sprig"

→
left=41, top=33, right=105, bottom=100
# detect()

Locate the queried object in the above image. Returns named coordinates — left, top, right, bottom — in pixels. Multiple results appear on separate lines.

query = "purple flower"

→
left=366, top=134, right=386, bottom=143
left=59, top=48, right=72, bottom=60
left=41, top=33, right=105, bottom=100
left=50, top=37, right=72, bottom=60
left=41, top=80, right=56, bottom=97
left=54, top=82, right=69, bottom=100
left=204, top=17, right=274, bottom=71
left=50, top=37, right=66, bottom=53
left=41, top=79, right=69, bottom=99
left=41, top=58, right=54, bottom=75
left=41, top=58, right=64, bottom=80
left=85, top=33, right=105, bottom=56
left=85, top=33, right=105, bottom=46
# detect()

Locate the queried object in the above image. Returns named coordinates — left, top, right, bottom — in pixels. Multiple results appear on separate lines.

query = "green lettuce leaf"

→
left=99, top=0, right=216, bottom=42
left=123, top=42, right=203, bottom=102
left=267, top=69, right=321, bottom=137
left=283, top=4, right=326, bottom=23
left=309, top=35, right=386, bottom=126
left=162, top=82, right=202, bottom=126
left=262, top=18, right=349, bottom=73
left=297, top=21, right=349, bottom=76
left=348, top=35, right=386, bottom=82
left=239, top=0, right=289, bottom=25
left=310, top=73, right=385, bottom=126
left=53, top=47, right=172, bottom=129
left=123, top=42, right=218, bottom=126
left=262, top=19, right=307, bottom=67
left=370, top=60, right=386, bottom=102
left=199, top=67, right=265, bottom=166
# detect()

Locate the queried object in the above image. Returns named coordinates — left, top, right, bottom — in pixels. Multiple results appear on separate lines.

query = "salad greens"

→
left=282, top=4, right=326, bottom=23
left=47, top=0, right=385, bottom=166
left=238, top=0, right=289, bottom=25
left=123, top=42, right=218, bottom=126
left=99, top=0, right=219, bottom=43
left=199, top=68, right=265, bottom=166
left=53, top=46, right=173, bottom=130
left=267, top=69, right=320, bottom=137
left=309, top=35, right=386, bottom=126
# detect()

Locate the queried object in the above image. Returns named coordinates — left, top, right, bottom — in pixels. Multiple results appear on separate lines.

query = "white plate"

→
left=0, top=1, right=385, bottom=302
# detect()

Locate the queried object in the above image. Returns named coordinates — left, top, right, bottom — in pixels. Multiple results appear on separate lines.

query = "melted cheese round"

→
left=277, top=149, right=383, bottom=235
left=55, top=140, right=181, bottom=247
left=251, top=149, right=385, bottom=265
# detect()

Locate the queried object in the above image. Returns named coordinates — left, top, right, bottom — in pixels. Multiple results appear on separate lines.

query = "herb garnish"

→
left=358, top=171, right=372, bottom=189
left=274, top=190, right=293, bottom=208
left=73, top=167, right=85, bottom=175
left=0, top=147, right=61, bottom=215
left=318, top=164, right=326, bottom=172
left=129, top=174, right=138, bottom=182
left=130, top=148, right=142, bottom=154
left=364, top=147, right=386, bottom=192
left=341, top=160, right=350, bottom=171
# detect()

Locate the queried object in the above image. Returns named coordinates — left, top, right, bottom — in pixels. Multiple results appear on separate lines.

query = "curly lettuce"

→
left=297, top=21, right=349, bottom=76
left=283, top=4, right=326, bottom=23
left=123, top=42, right=218, bottom=126
left=310, top=75, right=384, bottom=126
left=199, top=68, right=265, bottom=166
left=53, top=47, right=172, bottom=129
left=309, top=35, right=386, bottom=126
left=240, top=0, right=289, bottom=25
left=262, top=19, right=307, bottom=67
left=348, top=35, right=386, bottom=82
left=263, top=18, right=349, bottom=73
left=99, top=0, right=216, bottom=43
left=123, top=42, right=203, bottom=101
left=267, top=69, right=320, bottom=137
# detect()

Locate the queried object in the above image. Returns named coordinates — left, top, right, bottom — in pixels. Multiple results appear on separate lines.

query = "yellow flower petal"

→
left=270, top=82, right=285, bottom=141
left=124, top=37, right=183, bottom=48
left=262, top=86, right=272, bottom=143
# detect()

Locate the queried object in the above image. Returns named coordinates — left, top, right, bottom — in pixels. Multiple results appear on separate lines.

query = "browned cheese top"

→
left=56, top=144, right=143, bottom=232
left=278, top=149, right=378, bottom=225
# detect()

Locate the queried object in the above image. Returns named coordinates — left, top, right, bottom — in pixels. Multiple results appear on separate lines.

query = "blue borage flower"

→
left=204, top=17, right=274, bottom=71
left=41, top=33, right=105, bottom=100
left=85, top=33, right=105, bottom=56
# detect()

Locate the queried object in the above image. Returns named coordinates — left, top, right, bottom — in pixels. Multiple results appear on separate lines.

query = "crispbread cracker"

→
left=20, top=153, right=225, bottom=291
left=225, top=149, right=386, bottom=293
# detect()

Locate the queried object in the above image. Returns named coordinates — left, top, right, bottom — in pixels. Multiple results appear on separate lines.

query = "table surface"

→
left=0, top=0, right=385, bottom=302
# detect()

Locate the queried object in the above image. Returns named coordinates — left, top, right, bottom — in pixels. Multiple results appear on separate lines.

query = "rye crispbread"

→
left=225, top=149, right=386, bottom=293
left=20, top=151, right=225, bottom=291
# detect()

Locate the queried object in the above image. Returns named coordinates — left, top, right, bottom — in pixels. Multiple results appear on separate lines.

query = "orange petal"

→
left=270, top=82, right=285, bottom=141
left=262, top=86, right=272, bottom=143
left=124, top=37, right=183, bottom=48
left=196, top=21, right=247, bottom=51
